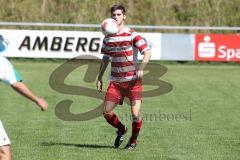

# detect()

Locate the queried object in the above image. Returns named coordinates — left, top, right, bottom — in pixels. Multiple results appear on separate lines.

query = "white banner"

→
left=0, top=29, right=161, bottom=60
left=140, top=32, right=161, bottom=60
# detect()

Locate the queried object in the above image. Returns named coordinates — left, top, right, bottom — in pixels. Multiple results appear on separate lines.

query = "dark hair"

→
left=110, top=4, right=126, bottom=15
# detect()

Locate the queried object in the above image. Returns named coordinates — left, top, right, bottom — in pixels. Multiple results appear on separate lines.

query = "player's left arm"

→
left=137, top=50, right=151, bottom=79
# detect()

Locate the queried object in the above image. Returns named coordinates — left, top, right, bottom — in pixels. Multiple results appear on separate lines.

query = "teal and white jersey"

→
left=0, top=120, right=11, bottom=146
left=0, top=56, right=22, bottom=85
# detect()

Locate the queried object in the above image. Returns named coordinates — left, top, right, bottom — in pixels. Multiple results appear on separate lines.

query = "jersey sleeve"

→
left=0, top=57, right=22, bottom=85
left=132, top=31, right=150, bottom=55
left=100, top=37, right=111, bottom=61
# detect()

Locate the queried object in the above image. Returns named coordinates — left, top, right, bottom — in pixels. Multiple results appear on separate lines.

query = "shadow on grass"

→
left=41, top=142, right=114, bottom=149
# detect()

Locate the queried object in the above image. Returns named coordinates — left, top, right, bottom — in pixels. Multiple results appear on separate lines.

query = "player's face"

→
left=111, top=9, right=125, bottom=26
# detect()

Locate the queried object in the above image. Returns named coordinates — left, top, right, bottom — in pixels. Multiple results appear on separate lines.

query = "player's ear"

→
left=123, top=15, right=126, bottom=19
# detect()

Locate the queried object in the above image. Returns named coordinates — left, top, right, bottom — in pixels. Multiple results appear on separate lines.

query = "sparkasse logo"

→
left=195, top=34, right=240, bottom=62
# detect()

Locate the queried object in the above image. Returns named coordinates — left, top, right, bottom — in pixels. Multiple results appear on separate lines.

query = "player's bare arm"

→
left=96, top=59, right=109, bottom=92
left=11, top=82, right=48, bottom=111
left=137, top=50, right=151, bottom=79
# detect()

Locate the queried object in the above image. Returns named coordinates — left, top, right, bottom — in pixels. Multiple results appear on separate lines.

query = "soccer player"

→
left=97, top=4, right=151, bottom=149
left=0, top=35, right=48, bottom=160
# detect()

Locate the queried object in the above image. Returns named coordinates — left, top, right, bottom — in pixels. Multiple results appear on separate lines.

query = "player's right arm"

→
left=96, top=57, right=109, bottom=92
left=11, top=82, right=48, bottom=111
left=0, top=56, right=48, bottom=111
left=96, top=38, right=110, bottom=92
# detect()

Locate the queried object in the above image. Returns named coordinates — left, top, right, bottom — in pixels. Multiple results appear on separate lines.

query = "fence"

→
left=0, top=22, right=240, bottom=62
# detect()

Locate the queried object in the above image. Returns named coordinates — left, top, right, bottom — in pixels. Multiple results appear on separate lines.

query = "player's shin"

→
left=130, top=116, right=143, bottom=144
left=103, top=112, right=126, bottom=134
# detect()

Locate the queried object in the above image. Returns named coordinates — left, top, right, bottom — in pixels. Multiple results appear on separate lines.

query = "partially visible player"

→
left=97, top=4, right=151, bottom=149
left=0, top=35, right=48, bottom=160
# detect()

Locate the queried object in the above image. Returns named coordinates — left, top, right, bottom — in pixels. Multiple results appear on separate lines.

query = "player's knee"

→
left=103, top=111, right=113, bottom=119
left=102, top=105, right=113, bottom=117
left=102, top=107, right=113, bottom=118
left=0, top=147, right=12, bottom=160
left=132, top=114, right=141, bottom=122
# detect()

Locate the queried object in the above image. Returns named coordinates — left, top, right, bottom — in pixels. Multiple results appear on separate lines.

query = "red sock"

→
left=104, top=113, right=125, bottom=133
left=130, top=118, right=143, bottom=144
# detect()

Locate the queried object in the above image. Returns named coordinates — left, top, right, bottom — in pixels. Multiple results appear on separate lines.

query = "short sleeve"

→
left=100, top=37, right=111, bottom=61
left=132, top=31, right=150, bottom=55
left=0, top=57, right=22, bottom=85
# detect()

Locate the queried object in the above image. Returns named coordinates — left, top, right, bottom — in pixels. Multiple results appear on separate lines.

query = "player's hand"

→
left=96, top=79, right=103, bottom=92
left=36, top=98, right=48, bottom=111
left=136, top=70, right=144, bottom=79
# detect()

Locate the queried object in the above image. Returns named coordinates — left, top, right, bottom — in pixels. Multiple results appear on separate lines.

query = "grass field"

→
left=1, top=59, right=240, bottom=160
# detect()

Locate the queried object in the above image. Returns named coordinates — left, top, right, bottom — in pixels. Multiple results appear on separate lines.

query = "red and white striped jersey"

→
left=101, top=28, right=150, bottom=82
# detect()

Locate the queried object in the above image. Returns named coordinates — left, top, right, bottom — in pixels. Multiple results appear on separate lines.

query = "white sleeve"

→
left=0, top=56, right=22, bottom=85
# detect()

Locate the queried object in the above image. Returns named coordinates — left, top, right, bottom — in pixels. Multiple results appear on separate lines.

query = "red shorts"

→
left=105, top=79, right=142, bottom=105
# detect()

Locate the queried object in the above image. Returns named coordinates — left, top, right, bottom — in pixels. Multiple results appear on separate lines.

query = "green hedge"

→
left=0, top=0, right=239, bottom=33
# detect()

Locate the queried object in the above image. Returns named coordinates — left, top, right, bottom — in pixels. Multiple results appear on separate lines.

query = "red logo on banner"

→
left=195, top=34, right=240, bottom=62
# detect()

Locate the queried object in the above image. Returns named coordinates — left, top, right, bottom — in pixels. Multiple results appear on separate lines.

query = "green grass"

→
left=0, top=60, right=240, bottom=160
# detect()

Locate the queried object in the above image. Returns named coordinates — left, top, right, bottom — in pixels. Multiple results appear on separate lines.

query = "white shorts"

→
left=0, top=120, right=11, bottom=146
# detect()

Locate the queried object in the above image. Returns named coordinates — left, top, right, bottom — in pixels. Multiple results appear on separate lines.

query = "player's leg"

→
left=102, top=100, right=128, bottom=148
left=102, top=82, right=127, bottom=148
left=0, top=145, right=11, bottom=160
left=125, top=100, right=142, bottom=149
left=103, top=82, right=126, bottom=132
left=102, top=100, right=119, bottom=125
left=0, top=121, right=11, bottom=160
left=125, top=79, right=143, bottom=149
